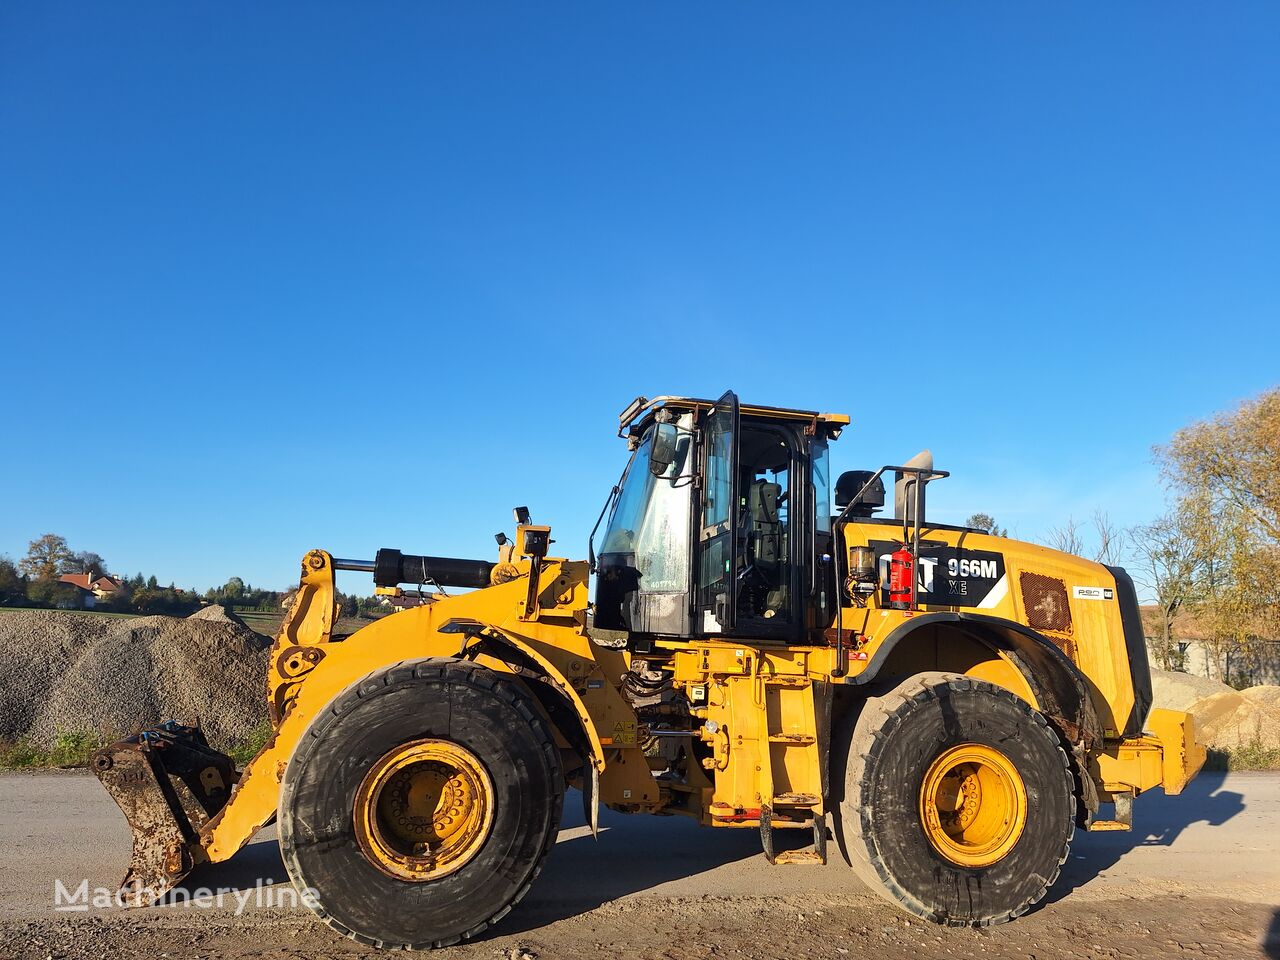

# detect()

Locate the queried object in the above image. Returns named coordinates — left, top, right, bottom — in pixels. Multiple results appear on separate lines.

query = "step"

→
left=773, top=849, right=826, bottom=865
left=772, top=792, right=821, bottom=807
left=761, top=806, right=828, bottom=866
left=1087, top=792, right=1133, bottom=832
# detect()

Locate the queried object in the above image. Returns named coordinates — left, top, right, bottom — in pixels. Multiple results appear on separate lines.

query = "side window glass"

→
left=738, top=427, right=792, bottom=632
left=812, top=438, right=831, bottom=534
left=704, top=412, right=732, bottom=530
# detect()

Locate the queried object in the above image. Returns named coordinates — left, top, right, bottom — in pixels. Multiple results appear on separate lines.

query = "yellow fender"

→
left=201, top=551, right=651, bottom=864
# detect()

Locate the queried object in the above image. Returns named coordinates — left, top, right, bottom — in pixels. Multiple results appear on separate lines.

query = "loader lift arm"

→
left=94, top=546, right=660, bottom=905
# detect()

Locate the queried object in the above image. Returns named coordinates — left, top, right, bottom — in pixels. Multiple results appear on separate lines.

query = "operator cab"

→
left=593, top=392, right=849, bottom=645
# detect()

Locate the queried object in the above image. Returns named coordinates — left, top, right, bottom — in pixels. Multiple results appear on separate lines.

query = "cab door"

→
left=696, top=391, right=738, bottom=634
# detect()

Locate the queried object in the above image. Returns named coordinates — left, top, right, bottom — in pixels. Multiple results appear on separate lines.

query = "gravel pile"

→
left=1151, top=668, right=1280, bottom=751
left=186, top=603, right=247, bottom=627
left=0, top=609, right=269, bottom=751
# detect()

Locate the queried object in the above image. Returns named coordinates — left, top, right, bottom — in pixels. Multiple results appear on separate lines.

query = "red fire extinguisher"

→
left=888, top=545, right=914, bottom=609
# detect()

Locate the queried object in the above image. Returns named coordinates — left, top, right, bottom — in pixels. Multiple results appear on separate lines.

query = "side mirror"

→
left=649, top=423, right=678, bottom=476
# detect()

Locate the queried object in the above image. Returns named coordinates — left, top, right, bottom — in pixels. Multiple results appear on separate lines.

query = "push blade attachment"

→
left=92, top=721, right=237, bottom=906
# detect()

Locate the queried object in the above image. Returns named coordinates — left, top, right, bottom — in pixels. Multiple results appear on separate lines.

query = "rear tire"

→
left=279, top=658, right=563, bottom=949
left=835, top=672, right=1074, bottom=926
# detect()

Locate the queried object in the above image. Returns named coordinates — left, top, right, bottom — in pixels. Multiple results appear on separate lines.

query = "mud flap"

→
left=92, top=721, right=237, bottom=906
left=582, top=763, right=599, bottom=839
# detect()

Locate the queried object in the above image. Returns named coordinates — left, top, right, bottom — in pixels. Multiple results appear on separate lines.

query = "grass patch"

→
left=49, top=731, right=103, bottom=766
left=2, top=724, right=275, bottom=771
left=228, top=720, right=274, bottom=768
left=0, top=606, right=138, bottom=620
left=0, top=740, right=47, bottom=769
left=1204, top=741, right=1280, bottom=772
left=0, top=731, right=106, bottom=770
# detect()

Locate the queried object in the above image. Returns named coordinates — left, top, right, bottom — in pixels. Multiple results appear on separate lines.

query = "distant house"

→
left=57, top=572, right=124, bottom=609
left=1142, top=604, right=1280, bottom=686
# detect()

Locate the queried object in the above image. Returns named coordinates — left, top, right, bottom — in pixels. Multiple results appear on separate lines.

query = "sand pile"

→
left=1151, top=668, right=1280, bottom=751
left=1186, top=690, right=1280, bottom=750
left=1149, top=668, right=1233, bottom=713
left=0, top=609, right=270, bottom=751
left=1240, top=685, right=1280, bottom=711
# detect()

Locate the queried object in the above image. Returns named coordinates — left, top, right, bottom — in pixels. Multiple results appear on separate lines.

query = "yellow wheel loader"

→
left=93, top=393, right=1206, bottom=947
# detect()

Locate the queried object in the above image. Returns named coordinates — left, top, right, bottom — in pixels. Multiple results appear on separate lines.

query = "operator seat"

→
left=748, top=480, right=782, bottom=576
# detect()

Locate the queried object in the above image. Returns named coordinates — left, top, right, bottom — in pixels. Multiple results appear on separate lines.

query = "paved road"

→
left=2, top=770, right=1277, bottom=958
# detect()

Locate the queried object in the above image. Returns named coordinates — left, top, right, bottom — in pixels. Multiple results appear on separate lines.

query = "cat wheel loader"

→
left=93, top=392, right=1206, bottom=948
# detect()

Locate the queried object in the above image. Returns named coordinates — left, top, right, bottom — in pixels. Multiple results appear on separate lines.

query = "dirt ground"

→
left=4, top=894, right=1273, bottom=960
left=1, top=771, right=1277, bottom=959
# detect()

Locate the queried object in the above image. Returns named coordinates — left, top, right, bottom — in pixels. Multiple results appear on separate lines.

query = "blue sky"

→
left=2, top=4, right=1278, bottom=592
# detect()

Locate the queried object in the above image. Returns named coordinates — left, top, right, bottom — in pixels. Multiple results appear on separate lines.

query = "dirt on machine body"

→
left=89, top=393, right=1207, bottom=949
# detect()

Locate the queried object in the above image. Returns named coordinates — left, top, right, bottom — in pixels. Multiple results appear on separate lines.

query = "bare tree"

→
left=1091, top=510, right=1124, bottom=566
left=1046, top=512, right=1125, bottom=564
left=1046, top=517, right=1084, bottom=557
left=1129, top=503, right=1206, bottom=671
left=70, top=551, right=107, bottom=578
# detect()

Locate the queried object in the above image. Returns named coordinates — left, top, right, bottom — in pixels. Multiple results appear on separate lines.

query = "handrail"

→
left=829, top=464, right=949, bottom=678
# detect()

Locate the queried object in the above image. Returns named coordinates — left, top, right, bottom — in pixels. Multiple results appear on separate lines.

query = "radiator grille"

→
left=1020, top=571, right=1073, bottom=635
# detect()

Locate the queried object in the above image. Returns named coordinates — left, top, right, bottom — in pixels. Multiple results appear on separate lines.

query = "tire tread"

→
left=280, top=656, right=563, bottom=950
left=841, top=672, right=1075, bottom=927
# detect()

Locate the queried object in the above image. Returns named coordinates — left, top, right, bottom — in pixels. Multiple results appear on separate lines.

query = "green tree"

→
left=0, top=557, right=25, bottom=605
left=1157, top=386, right=1280, bottom=680
left=102, top=581, right=134, bottom=612
left=19, top=534, right=72, bottom=580
left=26, top=577, right=82, bottom=608
left=1162, top=387, right=1280, bottom=541
left=1158, top=386, right=1280, bottom=664
left=964, top=513, right=1007, bottom=537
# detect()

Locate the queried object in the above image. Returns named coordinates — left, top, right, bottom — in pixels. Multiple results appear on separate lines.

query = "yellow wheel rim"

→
left=919, top=743, right=1027, bottom=868
left=354, top=738, right=494, bottom=881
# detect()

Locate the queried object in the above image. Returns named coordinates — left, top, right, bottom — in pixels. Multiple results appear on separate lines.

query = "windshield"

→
left=598, top=422, right=692, bottom=593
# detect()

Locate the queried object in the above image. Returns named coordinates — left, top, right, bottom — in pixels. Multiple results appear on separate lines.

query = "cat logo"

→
left=873, top=541, right=1006, bottom=608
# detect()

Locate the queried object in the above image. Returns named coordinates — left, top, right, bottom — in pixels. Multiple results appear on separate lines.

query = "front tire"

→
left=279, top=658, right=563, bottom=949
left=836, top=673, right=1075, bottom=926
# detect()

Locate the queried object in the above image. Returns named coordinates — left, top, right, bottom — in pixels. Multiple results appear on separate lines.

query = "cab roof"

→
left=618, top=395, right=851, bottom=440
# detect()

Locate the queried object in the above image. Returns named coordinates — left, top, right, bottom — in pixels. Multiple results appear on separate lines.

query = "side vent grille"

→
left=1019, top=571, right=1073, bottom=635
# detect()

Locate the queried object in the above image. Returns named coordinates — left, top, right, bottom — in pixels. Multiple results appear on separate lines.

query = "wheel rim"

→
left=918, top=743, right=1027, bottom=868
left=354, top=738, right=494, bottom=881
